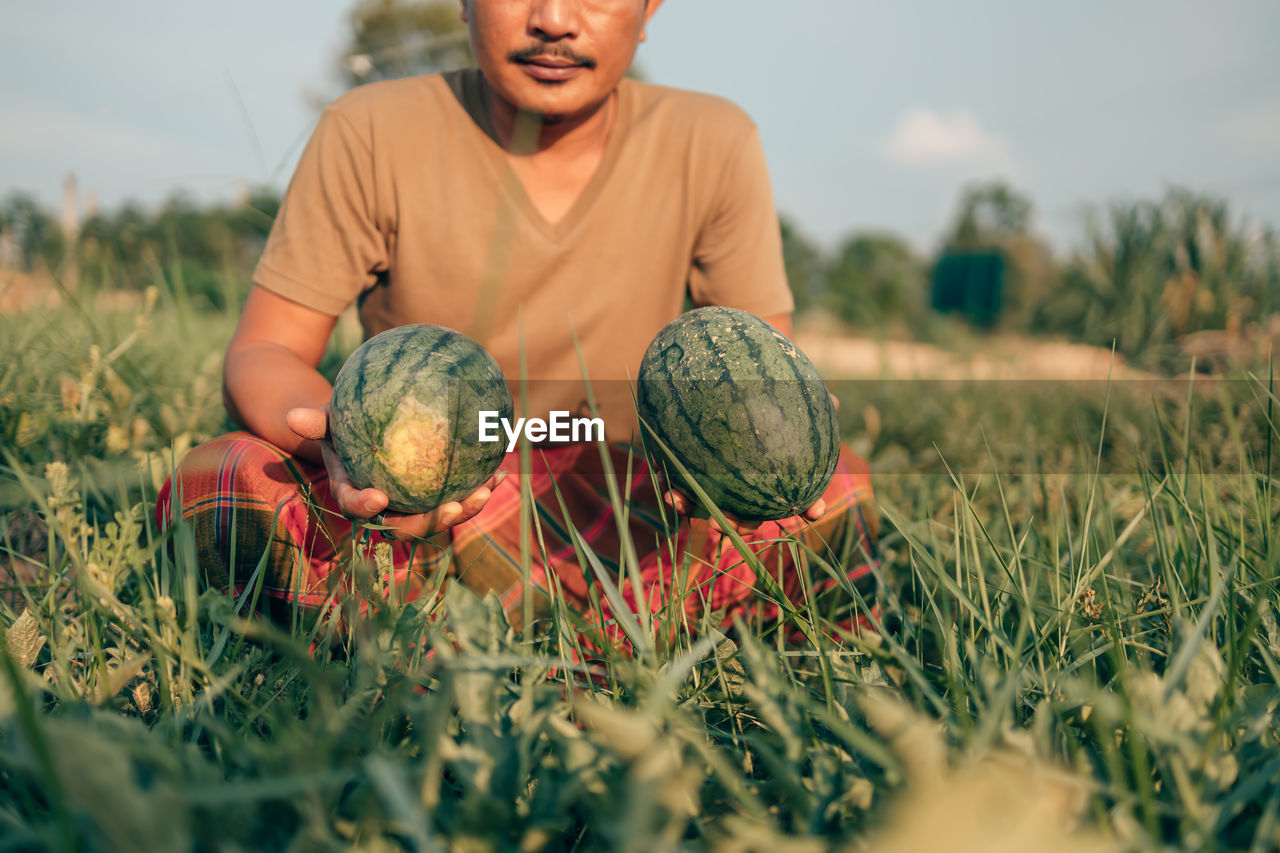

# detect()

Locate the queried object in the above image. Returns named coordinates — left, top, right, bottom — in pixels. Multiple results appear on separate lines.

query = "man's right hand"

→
left=226, top=286, right=506, bottom=539
left=286, top=406, right=506, bottom=540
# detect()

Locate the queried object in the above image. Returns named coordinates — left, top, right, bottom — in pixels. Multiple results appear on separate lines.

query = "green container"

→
left=931, top=249, right=1005, bottom=327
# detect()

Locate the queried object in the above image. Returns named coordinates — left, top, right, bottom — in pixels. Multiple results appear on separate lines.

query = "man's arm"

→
left=224, top=283, right=505, bottom=533
left=762, top=312, right=792, bottom=338
left=688, top=122, right=794, bottom=321
left=222, top=285, right=396, bottom=519
left=223, top=285, right=339, bottom=464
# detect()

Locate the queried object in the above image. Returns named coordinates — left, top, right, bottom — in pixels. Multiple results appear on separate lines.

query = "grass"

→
left=1, top=279, right=1278, bottom=851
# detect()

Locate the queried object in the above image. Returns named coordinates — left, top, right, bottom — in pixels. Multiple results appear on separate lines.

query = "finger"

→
left=455, top=486, right=492, bottom=521
left=663, top=490, right=692, bottom=516
left=373, top=478, right=503, bottom=541
left=709, top=516, right=761, bottom=536
left=325, top=452, right=354, bottom=489
left=804, top=498, right=828, bottom=521
left=286, top=407, right=329, bottom=441
left=829, top=392, right=841, bottom=412
left=386, top=501, right=464, bottom=539
left=335, top=482, right=388, bottom=519
left=315, top=435, right=389, bottom=518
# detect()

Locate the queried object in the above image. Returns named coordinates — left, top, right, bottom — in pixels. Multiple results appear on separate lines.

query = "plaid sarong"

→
left=157, top=433, right=879, bottom=641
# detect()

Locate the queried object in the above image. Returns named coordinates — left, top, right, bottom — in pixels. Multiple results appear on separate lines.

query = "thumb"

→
left=286, top=407, right=329, bottom=441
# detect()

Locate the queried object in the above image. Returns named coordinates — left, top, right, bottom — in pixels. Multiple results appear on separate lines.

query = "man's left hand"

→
left=659, top=389, right=837, bottom=534
left=662, top=489, right=827, bottom=536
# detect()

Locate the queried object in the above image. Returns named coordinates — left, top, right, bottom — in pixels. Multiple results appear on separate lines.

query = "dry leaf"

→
left=96, top=652, right=152, bottom=705
left=6, top=609, right=46, bottom=668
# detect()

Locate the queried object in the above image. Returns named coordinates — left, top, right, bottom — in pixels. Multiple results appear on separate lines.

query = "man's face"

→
left=461, top=0, right=662, bottom=120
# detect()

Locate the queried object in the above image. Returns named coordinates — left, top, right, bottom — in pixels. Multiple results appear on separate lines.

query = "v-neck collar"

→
left=446, top=68, right=631, bottom=243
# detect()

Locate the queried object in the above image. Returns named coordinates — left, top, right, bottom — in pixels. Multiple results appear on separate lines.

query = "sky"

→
left=2, top=1, right=1278, bottom=253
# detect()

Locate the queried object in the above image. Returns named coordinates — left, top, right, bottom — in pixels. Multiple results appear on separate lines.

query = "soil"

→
left=794, top=329, right=1153, bottom=381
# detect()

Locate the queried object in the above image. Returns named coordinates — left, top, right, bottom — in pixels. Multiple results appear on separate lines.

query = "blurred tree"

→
left=1158, top=189, right=1275, bottom=336
left=1036, top=189, right=1278, bottom=368
left=939, top=180, right=1058, bottom=330
left=779, top=215, right=824, bottom=315
left=240, top=187, right=282, bottom=239
left=68, top=188, right=282, bottom=304
left=1046, top=201, right=1167, bottom=357
left=825, top=232, right=926, bottom=329
left=946, top=181, right=1032, bottom=247
left=341, top=0, right=472, bottom=87
left=0, top=193, right=63, bottom=270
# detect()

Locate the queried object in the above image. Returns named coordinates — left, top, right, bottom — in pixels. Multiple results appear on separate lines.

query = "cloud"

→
left=880, top=108, right=1014, bottom=171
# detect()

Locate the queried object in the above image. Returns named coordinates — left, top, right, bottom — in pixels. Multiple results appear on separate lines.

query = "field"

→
left=1, top=281, right=1279, bottom=852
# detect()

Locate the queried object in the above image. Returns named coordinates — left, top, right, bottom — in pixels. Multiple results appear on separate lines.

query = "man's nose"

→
left=527, top=0, right=580, bottom=40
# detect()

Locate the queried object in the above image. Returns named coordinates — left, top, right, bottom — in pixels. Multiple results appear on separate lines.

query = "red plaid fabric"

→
left=157, top=433, right=879, bottom=642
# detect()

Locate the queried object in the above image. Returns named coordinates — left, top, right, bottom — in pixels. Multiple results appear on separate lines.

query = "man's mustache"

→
left=508, top=45, right=597, bottom=69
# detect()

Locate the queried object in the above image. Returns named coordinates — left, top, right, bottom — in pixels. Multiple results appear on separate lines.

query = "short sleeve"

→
left=687, top=127, right=794, bottom=318
left=253, top=104, right=389, bottom=316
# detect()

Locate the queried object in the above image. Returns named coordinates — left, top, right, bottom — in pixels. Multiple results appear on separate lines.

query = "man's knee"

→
left=790, top=444, right=879, bottom=606
left=809, top=443, right=878, bottom=551
left=156, top=432, right=312, bottom=598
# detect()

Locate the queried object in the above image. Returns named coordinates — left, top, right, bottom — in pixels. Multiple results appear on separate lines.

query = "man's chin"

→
left=515, top=91, right=584, bottom=121
left=516, top=99, right=586, bottom=127
left=485, top=74, right=611, bottom=130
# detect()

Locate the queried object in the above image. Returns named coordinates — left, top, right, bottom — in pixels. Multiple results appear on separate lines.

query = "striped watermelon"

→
left=637, top=307, right=840, bottom=522
left=329, top=324, right=513, bottom=513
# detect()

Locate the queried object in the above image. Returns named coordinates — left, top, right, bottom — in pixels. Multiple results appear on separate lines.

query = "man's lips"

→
left=509, top=47, right=595, bottom=83
left=516, top=57, right=588, bottom=82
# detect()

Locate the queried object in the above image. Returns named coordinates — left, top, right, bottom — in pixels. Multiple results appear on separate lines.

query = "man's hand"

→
left=286, top=407, right=506, bottom=539
left=662, top=488, right=827, bottom=536
left=658, top=385, right=839, bottom=534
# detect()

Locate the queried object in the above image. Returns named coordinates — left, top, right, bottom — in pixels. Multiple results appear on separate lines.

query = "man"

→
left=160, top=0, right=878, bottom=641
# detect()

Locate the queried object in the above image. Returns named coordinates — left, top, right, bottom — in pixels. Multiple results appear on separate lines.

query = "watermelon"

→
left=636, top=307, right=840, bottom=522
left=328, top=324, right=513, bottom=513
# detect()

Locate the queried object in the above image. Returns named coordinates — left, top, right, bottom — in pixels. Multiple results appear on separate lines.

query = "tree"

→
left=946, top=180, right=1033, bottom=248
left=824, top=232, right=925, bottom=329
left=341, top=0, right=472, bottom=88
left=779, top=215, right=824, bottom=315
left=1039, top=189, right=1280, bottom=367
left=0, top=193, right=63, bottom=271
left=939, top=180, right=1057, bottom=330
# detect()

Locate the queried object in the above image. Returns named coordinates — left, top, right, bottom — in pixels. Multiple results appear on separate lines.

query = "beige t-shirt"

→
left=255, top=68, right=793, bottom=440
